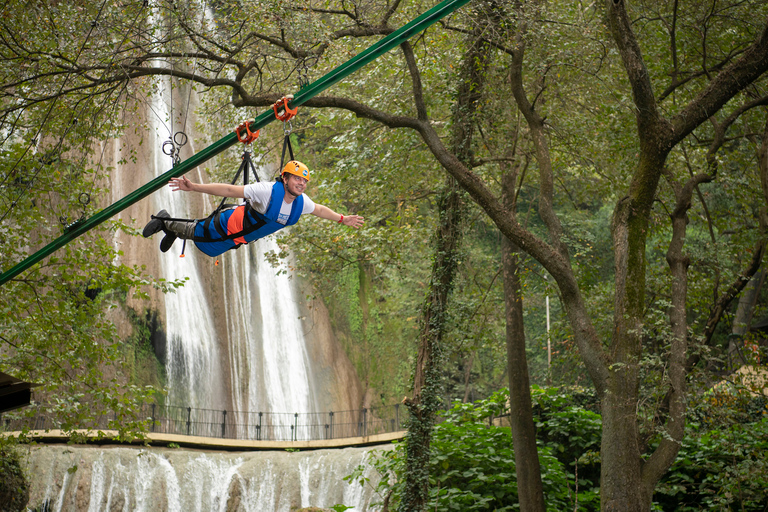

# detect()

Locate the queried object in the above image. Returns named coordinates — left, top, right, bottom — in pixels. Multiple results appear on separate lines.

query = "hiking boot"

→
left=160, top=233, right=177, bottom=253
left=143, top=210, right=170, bottom=238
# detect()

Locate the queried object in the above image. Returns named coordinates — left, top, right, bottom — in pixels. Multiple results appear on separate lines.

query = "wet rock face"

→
left=24, top=444, right=390, bottom=512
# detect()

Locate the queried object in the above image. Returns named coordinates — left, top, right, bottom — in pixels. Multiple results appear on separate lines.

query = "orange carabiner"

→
left=272, top=96, right=298, bottom=122
left=235, top=121, right=260, bottom=144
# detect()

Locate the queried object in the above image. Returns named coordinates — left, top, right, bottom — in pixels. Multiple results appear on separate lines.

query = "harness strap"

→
left=150, top=214, right=195, bottom=223
left=215, top=151, right=260, bottom=213
left=192, top=206, right=268, bottom=245
left=278, top=133, right=295, bottom=175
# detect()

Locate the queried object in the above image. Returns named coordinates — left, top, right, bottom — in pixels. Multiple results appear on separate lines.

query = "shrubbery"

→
left=355, top=387, right=768, bottom=511
left=358, top=388, right=598, bottom=511
left=0, top=441, right=29, bottom=512
left=654, top=394, right=768, bottom=512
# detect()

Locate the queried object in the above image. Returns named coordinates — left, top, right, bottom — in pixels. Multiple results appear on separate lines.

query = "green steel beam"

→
left=1, top=0, right=471, bottom=286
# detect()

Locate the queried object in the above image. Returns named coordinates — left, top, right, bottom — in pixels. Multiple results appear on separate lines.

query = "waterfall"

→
left=148, top=78, right=226, bottom=409
left=252, top=238, right=318, bottom=414
left=222, top=235, right=320, bottom=435
left=256, top=237, right=317, bottom=416
left=26, top=444, right=387, bottom=512
left=24, top=4, right=370, bottom=510
left=135, top=73, right=327, bottom=421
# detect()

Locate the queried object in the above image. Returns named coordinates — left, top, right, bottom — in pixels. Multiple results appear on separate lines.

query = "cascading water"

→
left=141, top=75, right=325, bottom=425
left=256, top=237, right=317, bottom=416
left=26, top=444, right=388, bottom=512
left=149, top=78, right=225, bottom=409
left=221, top=223, right=319, bottom=421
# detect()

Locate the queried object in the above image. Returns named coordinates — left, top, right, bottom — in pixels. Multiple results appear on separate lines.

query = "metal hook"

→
left=174, top=131, right=188, bottom=148
left=162, top=139, right=176, bottom=157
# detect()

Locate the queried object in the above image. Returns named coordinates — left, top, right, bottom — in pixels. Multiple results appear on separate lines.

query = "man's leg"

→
left=143, top=210, right=197, bottom=252
left=159, top=218, right=197, bottom=252
left=142, top=210, right=170, bottom=238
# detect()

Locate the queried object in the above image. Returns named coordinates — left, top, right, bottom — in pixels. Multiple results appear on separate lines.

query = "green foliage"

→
left=0, top=440, right=28, bottom=512
left=363, top=389, right=601, bottom=512
left=655, top=418, right=768, bottom=511
left=123, top=307, right=166, bottom=390
left=359, top=388, right=768, bottom=511
left=269, top=117, right=441, bottom=405
left=0, top=0, right=194, bottom=442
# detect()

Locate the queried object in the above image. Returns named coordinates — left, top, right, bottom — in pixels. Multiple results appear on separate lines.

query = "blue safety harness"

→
left=192, top=182, right=303, bottom=257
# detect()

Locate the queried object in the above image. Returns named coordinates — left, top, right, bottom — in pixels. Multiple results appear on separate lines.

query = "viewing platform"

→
left=2, top=402, right=410, bottom=449
left=7, top=428, right=405, bottom=451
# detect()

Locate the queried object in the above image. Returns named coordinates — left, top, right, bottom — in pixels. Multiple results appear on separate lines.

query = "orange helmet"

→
left=281, top=160, right=310, bottom=181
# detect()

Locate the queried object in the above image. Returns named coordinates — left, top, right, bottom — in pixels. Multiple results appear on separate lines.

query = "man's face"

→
left=285, top=173, right=308, bottom=196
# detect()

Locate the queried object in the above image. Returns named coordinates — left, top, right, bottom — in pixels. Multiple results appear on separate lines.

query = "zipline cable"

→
left=0, top=0, right=472, bottom=286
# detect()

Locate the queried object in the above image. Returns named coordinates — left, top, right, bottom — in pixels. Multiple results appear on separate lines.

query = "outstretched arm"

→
left=169, top=175, right=245, bottom=198
left=312, top=204, right=365, bottom=229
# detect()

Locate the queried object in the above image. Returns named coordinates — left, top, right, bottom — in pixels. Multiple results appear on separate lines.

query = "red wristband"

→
left=338, top=215, right=344, bottom=223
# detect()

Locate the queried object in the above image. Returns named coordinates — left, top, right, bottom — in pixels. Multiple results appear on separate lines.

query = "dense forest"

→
left=1, top=0, right=767, bottom=511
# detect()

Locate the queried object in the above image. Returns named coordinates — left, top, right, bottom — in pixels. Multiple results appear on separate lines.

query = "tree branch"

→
left=671, top=20, right=768, bottom=143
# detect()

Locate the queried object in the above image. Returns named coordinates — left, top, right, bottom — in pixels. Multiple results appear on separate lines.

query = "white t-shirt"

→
left=243, top=182, right=316, bottom=225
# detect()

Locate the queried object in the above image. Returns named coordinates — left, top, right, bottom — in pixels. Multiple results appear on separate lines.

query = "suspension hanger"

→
left=272, top=95, right=298, bottom=180
left=162, top=131, right=189, bottom=166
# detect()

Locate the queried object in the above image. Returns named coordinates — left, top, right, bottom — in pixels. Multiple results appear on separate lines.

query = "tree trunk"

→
left=599, top=385, right=652, bottom=511
left=400, top=179, right=464, bottom=512
left=501, top=169, right=546, bottom=512
left=399, top=8, right=495, bottom=508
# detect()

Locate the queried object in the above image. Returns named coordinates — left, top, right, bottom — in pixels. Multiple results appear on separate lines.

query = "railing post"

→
left=221, top=410, right=227, bottom=438
left=325, top=423, right=329, bottom=439
left=151, top=403, right=156, bottom=433
left=395, top=403, right=400, bottom=429
left=186, top=407, right=191, bottom=435
left=363, top=408, right=367, bottom=437
left=257, top=412, right=262, bottom=441
left=329, top=411, right=334, bottom=439
left=290, top=424, right=295, bottom=441
left=294, top=413, right=298, bottom=441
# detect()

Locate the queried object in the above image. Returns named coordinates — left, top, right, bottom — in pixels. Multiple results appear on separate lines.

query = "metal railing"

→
left=2, top=402, right=408, bottom=442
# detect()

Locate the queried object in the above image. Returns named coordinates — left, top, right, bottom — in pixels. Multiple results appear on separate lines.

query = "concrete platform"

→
left=6, top=429, right=406, bottom=451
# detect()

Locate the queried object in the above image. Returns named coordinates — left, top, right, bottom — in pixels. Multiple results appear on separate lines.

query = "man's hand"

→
left=169, top=175, right=195, bottom=192
left=341, top=214, right=365, bottom=229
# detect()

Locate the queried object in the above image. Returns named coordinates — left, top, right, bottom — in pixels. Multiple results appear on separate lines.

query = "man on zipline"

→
left=142, top=160, right=364, bottom=257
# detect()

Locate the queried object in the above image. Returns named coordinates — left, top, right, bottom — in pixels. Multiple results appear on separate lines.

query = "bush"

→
left=531, top=386, right=602, bottom=510
left=362, top=389, right=600, bottom=511
left=357, top=387, right=767, bottom=512
left=654, top=417, right=768, bottom=511
left=0, top=442, right=29, bottom=511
